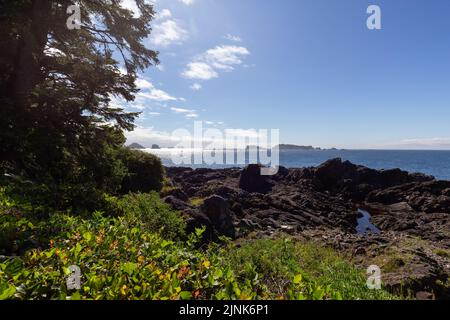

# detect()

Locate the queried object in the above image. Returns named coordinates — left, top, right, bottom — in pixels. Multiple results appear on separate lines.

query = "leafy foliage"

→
left=119, top=148, right=164, bottom=194
left=0, top=189, right=400, bottom=300
left=110, top=192, right=186, bottom=240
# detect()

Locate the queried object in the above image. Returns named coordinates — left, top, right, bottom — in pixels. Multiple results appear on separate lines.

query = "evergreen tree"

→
left=0, top=0, right=159, bottom=196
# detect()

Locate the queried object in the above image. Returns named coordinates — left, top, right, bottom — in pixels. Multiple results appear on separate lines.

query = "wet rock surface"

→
left=164, top=158, right=450, bottom=299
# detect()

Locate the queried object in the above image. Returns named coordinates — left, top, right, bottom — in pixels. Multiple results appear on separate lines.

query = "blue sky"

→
left=119, top=0, right=450, bottom=149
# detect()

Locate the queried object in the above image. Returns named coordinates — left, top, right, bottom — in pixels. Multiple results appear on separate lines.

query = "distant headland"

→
left=276, top=144, right=338, bottom=151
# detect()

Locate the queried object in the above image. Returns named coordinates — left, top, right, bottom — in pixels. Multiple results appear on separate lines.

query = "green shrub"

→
left=1, top=126, right=130, bottom=212
left=0, top=211, right=269, bottom=300
left=119, top=148, right=164, bottom=194
left=114, top=192, right=186, bottom=240
left=0, top=189, right=401, bottom=300
left=0, top=211, right=339, bottom=300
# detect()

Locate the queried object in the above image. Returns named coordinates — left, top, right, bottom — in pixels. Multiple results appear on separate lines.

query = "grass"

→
left=224, top=237, right=399, bottom=300
left=433, top=249, right=450, bottom=258
left=189, top=197, right=205, bottom=207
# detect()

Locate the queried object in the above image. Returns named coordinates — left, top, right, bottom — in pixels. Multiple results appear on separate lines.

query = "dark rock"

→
left=312, top=158, right=434, bottom=199
left=366, top=180, right=450, bottom=213
left=231, top=202, right=243, bottom=216
left=238, top=219, right=261, bottom=231
left=273, top=166, right=289, bottom=180
left=165, top=166, right=193, bottom=177
left=165, top=159, right=450, bottom=297
left=163, top=196, right=191, bottom=212
left=213, top=186, right=238, bottom=200
left=185, top=211, right=215, bottom=241
left=239, top=164, right=274, bottom=194
left=416, top=291, right=434, bottom=300
left=353, top=247, right=367, bottom=256
left=160, top=187, right=189, bottom=202
left=200, top=196, right=235, bottom=239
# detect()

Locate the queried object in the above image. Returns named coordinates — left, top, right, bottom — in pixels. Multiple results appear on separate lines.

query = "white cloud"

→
left=156, top=8, right=172, bottom=20
left=182, top=62, right=218, bottom=80
left=135, top=76, right=180, bottom=102
left=129, top=104, right=146, bottom=110
left=190, top=83, right=202, bottom=91
left=151, top=19, right=187, bottom=47
left=204, top=45, right=250, bottom=70
left=224, top=34, right=242, bottom=42
left=138, top=90, right=177, bottom=102
left=182, top=45, right=250, bottom=80
left=171, top=107, right=195, bottom=114
left=225, top=128, right=260, bottom=139
left=179, top=0, right=195, bottom=5
left=109, top=76, right=181, bottom=118
left=170, top=107, right=199, bottom=119
left=135, top=78, right=154, bottom=90
left=120, top=0, right=140, bottom=17
left=125, top=126, right=182, bottom=147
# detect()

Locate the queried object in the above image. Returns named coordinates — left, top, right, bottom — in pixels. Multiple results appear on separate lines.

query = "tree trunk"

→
left=9, top=0, right=51, bottom=109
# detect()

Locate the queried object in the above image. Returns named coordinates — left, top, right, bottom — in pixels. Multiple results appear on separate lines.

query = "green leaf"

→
left=195, top=227, right=205, bottom=238
left=74, top=242, right=83, bottom=258
left=122, top=262, right=137, bottom=276
left=293, top=274, right=302, bottom=284
left=83, top=232, right=92, bottom=242
left=4, top=259, right=23, bottom=276
left=313, top=287, right=325, bottom=300
left=70, top=291, right=81, bottom=300
left=233, top=283, right=241, bottom=297
left=179, top=291, right=192, bottom=300
left=0, top=282, right=16, bottom=300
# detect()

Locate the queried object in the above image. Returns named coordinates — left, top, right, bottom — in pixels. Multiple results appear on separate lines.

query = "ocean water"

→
left=356, top=209, right=381, bottom=235
left=145, top=149, right=450, bottom=181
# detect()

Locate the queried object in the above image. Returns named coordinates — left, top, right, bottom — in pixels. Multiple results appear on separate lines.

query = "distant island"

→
left=128, top=143, right=145, bottom=149
left=276, top=144, right=321, bottom=150
left=132, top=143, right=339, bottom=151
left=275, top=144, right=340, bottom=151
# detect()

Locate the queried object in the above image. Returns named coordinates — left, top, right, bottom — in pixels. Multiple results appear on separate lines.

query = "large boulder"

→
left=239, top=164, right=273, bottom=194
left=200, top=195, right=235, bottom=239
left=312, top=158, right=434, bottom=199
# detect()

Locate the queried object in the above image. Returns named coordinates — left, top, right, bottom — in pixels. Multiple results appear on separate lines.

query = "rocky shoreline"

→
left=162, top=158, right=450, bottom=299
